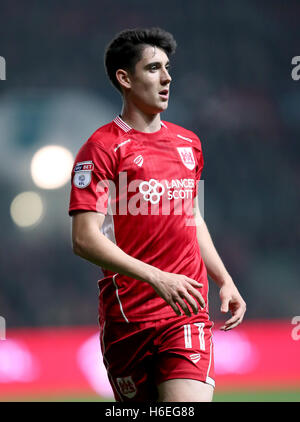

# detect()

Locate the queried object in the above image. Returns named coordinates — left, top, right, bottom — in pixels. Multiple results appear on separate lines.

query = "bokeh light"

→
left=31, top=145, right=73, bottom=189
left=10, top=191, right=43, bottom=228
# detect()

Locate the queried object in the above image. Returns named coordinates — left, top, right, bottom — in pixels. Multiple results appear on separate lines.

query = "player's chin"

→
left=146, top=99, right=169, bottom=114
left=156, top=100, right=169, bottom=113
left=147, top=105, right=168, bottom=115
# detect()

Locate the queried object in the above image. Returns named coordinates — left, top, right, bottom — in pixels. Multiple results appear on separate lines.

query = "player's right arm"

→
left=72, top=210, right=205, bottom=316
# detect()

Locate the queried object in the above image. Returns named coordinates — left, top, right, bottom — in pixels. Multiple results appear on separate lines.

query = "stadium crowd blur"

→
left=0, top=0, right=299, bottom=328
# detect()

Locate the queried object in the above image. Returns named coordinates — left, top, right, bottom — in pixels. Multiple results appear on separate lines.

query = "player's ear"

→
left=116, top=69, right=131, bottom=90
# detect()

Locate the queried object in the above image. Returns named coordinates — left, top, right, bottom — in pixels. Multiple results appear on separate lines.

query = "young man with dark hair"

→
left=69, top=27, right=246, bottom=402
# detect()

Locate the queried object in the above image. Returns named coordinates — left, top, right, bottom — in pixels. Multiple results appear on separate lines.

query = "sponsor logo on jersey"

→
left=177, top=147, right=195, bottom=170
left=133, top=155, right=143, bottom=167
left=138, top=178, right=195, bottom=204
left=189, top=353, right=201, bottom=363
left=116, top=376, right=137, bottom=398
left=73, top=160, right=93, bottom=188
left=139, top=179, right=165, bottom=204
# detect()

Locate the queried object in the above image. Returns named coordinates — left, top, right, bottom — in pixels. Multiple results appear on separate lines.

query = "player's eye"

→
left=150, top=64, right=158, bottom=72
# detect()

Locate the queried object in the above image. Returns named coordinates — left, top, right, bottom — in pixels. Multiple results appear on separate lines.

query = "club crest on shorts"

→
left=116, top=376, right=137, bottom=398
left=177, top=147, right=195, bottom=170
left=73, top=160, right=93, bottom=189
left=189, top=353, right=201, bottom=363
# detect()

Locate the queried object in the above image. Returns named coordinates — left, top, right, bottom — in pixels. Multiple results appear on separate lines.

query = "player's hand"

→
left=149, top=271, right=206, bottom=317
left=219, top=282, right=246, bottom=330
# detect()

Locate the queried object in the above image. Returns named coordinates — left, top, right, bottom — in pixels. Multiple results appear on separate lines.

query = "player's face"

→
left=128, top=45, right=172, bottom=114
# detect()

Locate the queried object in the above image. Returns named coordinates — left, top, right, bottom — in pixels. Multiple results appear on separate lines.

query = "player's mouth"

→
left=159, top=89, right=169, bottom=100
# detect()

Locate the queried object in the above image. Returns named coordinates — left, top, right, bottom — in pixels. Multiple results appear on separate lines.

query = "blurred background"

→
left=0, top=0, right=299, bottom=402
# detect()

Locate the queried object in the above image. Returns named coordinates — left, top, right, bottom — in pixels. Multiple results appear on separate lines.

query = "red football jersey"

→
left=69, top=116, right=208, bottom=323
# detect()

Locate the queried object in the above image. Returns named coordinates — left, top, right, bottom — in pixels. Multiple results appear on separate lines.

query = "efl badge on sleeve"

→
left=177, top=147, right=195, bottom=170
left=73, top=160, right=94, bottom=189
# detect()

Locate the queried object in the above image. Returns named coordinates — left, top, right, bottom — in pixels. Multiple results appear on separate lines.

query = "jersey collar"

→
left=113, top=115, right=167, bottom=133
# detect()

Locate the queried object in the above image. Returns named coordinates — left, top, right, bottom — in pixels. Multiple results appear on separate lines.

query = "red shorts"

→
left=99, top=315, right=215, bottom=402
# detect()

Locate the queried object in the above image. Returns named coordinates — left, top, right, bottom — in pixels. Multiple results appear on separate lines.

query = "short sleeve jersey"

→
left=69, top=116, right=208, bottom=323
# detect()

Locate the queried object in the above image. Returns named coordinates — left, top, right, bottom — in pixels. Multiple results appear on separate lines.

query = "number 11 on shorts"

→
left=183, top=323, right=205, bottom=350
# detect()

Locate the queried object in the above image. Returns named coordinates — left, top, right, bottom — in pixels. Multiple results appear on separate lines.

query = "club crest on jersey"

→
left=116, top=376, right=137, bottom=398
left=73, top=160, right=93, bottom=189
left=177, top=147, right=195, bottom=170
left=133, top=155, right=143, bottom=167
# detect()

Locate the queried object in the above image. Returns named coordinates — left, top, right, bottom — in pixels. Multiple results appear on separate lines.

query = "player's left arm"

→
left=193, top=196, right=246, bottom=330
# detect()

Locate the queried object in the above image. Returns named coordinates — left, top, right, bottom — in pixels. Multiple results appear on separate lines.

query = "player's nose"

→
left=161, top=67, right=172, bottom=84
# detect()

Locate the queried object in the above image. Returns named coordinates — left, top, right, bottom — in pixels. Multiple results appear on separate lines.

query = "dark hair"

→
left=104, top=27, right=177, bottom=92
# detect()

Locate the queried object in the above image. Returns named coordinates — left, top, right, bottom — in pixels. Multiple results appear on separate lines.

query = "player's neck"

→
left=120, top=106, right=161, bottom=133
